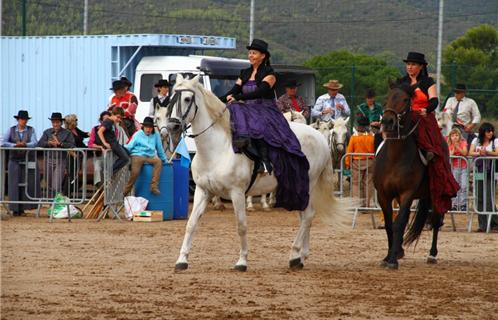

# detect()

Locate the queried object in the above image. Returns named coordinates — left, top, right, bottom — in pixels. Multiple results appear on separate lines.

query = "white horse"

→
left=329, top=117, right=350, bottom=171
left=168, top=74, right=349, bottom=271
left=283, top=110, right=307, bottom=124
left=154, top=106, right=181, bottom=158
left=437, top=111, right=453, bottom=137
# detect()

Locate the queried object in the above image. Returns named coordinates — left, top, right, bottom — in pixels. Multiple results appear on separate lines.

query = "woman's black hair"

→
left=99, top=110, right=111, bottom=122
left=478, top=122, right=495, bottom=144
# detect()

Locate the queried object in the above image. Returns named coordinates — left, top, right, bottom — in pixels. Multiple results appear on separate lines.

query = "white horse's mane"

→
left=174, top=75, right=231, bottom=135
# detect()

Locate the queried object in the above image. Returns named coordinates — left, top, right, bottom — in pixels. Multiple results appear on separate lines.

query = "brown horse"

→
left=374, top=84, right=444, bottom=269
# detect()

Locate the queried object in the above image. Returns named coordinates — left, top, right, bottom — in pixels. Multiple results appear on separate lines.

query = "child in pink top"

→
left=447, top=128, right=468, bottom=211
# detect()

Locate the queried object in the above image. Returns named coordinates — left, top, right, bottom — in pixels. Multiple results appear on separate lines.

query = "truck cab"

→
left=134, top=55, right=315, bottom=152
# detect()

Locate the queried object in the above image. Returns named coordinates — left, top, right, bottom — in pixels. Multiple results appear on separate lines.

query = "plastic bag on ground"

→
left=124, top=196, right=149, bottom=221
left=48, top=193, right=82, bottom=219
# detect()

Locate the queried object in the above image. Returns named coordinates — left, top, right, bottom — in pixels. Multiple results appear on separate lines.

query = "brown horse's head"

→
left=382, top=83, right=414, bottom=133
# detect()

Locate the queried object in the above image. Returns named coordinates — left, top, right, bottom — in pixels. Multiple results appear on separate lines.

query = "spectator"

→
left=276, top=79, right=310, bottom=119
left=63, top=114, right=89, bottom=195
left=37, top=112, right=75, bottom=197
left=447, top=128, right=468, bottom=211
left=123, top=117, right=167, bottom=196
left=108, top=80, right=139, bottom=137
left=356, top=89, right=383, bottom=133
left=345, top=116, right=375, bottom=208
left=97, top=108, right=129, bottom=175
left=1, top=110, right=40, bottom=216
left=88, top=111, right=111, bottom=186
left=149, top=79, right=170, bottom=117
left=311, top=80, right=350, bottom=122
left=443, top=83, right=481, bottom=147
left=468, top=122, right=498, bottom=232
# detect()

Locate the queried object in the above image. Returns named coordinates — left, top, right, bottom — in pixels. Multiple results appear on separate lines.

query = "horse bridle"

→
left=166, top=87, right=227, bottom=139
left=382, top=100, right=420, bottom=140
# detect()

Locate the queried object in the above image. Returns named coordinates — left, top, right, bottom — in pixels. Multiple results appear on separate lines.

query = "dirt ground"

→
left=1, top=206, right=497, bottom=320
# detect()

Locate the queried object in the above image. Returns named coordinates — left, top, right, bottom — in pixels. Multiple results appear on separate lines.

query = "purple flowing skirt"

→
left=228, top=81, right=310, bottom=211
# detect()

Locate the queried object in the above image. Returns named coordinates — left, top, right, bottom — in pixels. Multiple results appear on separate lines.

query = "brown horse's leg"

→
left=387, top=198, right=413, bottom=269
left=428, top=212, right=443, bottom=264
left=378, top=194, right=394, bottom=267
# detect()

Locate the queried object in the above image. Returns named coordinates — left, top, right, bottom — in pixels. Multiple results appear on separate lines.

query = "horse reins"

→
left=167, top=88, right=227, bottom=139
left=382, top=100, right=420, bottom=140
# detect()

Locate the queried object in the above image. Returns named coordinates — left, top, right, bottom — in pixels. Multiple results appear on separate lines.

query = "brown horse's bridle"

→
left=382, top=99, right=420, bottom=140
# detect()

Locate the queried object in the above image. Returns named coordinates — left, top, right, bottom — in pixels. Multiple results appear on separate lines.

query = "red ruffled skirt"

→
left=414, top=113, right=460, bottom=214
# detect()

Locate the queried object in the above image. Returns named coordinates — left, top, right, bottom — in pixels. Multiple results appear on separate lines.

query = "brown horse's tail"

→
left=404, top=199, right=431, bottom=246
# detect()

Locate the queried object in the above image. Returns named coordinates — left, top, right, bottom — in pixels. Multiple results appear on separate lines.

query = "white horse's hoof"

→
left=247, top=207, right=256, bottom=212
left=175, top=262, right=189, bottom=272
left=234, top=265, right=247, bottom=272
left=289, top=258, right=304, bottom=270
left=427, top=256, right=437, bottom=264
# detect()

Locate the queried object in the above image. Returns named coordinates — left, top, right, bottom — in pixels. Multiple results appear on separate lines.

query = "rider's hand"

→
left=418, top=109, right=427, bottom=117
left=336, top=103, right=344, bottom=110
left=227, top=95, right=235, bottom=103
left=322, top=107, right=332, bottom=115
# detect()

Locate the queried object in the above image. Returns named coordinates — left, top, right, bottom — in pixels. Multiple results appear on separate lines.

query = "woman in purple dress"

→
left=221, top=39, right=310, bottom=211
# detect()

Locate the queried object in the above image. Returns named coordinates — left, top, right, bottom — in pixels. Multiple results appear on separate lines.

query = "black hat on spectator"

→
left=110, top=80, right=126, bottom=91
left=403, top=52, right=427, bottom=65
left=284, top=79, right=301, bottom=88
left=14, top=110, right=31, bottom=120
left=154, top=79, right=170, bottom=88
left=246, top=39, right=271, bottom=57
left=454, top=83, right=467, bottom=92
left=356, top=116, right=370, bottom=127
left=141, top=117, right=155, bottom=127
left=120, top=77, right=132, bottom=87
left=48, top=112, right=64, bottom=121
left=365, top=89, right=376, bottom=98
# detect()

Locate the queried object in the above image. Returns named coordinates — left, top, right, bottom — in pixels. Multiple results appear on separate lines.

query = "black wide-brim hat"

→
left=403, top=51, right=428, bottom=65
left=48, top=112, right=64, bottom=121
left=14, top=110, right=31, bottom=120
left=454, top=83, right=467, bottom=92
left=246, top=39, right=271, bottom=57
left=110, top=80, right=126, bottom=91
left=154, top=79, right=170, bottom=88
left=284, top=79, right=301, bottom=88
left=120, top=76, right=132, bottom=87
left=356, top=115, right=370, bottom=127
left=141, top=116, right=155, bottom=127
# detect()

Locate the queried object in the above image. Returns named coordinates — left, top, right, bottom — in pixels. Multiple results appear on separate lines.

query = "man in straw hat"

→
left=442, top=83, right=481, bottom=147
left=311, top=79, right=350, bottom=122
left=123, top=116, right=167, bottom=196
left=1, top=110, right=40, bottom=216
left=38, top=112, right=76, bottom=197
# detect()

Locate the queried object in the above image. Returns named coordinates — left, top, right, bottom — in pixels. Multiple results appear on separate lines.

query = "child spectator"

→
left=123, top=117, right=167, bottom=196
left=97, top=108, right=129, bottom=174
left=447, top=127, right=468, bottom=211
left=345, top=116, right=375, bottom=208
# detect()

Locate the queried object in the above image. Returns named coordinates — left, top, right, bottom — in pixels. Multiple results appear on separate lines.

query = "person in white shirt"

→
left=311, top=80, right=350, bottom=122
left=443, top=83, right=481, bottom=146
left=149, top=79, right=170, bottom=117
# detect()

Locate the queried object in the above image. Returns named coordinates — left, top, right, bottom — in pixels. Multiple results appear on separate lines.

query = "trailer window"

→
left=209, top=76, right=237, bottom=97
left=140, top=74, right=163, bottom=102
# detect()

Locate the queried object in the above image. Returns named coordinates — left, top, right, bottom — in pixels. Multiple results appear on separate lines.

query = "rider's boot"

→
left=254, top=139, right=273, bottom=175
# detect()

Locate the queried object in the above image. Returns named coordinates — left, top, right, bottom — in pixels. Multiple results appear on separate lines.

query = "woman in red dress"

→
left=396, top=52, right=459, bottom=215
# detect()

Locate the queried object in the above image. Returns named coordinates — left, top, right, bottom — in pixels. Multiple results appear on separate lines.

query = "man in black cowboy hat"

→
left=123, top=116, right=167, bottom=196
left=276, top=79, right=310, bottom=120
left=38, top=112, right=75, bottom=197
left=2, top=110, right=40, bottom=216
left=149, top=79, right=170, bottom=117
left=443, top=83, right=481, bottom=146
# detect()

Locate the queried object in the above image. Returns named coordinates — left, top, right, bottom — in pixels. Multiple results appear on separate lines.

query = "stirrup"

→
left=258, top=161, right=273, bottom=175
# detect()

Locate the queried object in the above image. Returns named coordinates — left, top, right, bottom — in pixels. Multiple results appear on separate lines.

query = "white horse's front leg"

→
left=289, top=205, right=315, bottom=270
left=232, top=191, right=249, bottom=272
left=175, top=186, right=210, bottom=271
left=246, top=196, right=255, bottom=211
left=261, top=194, right=271, bottom=211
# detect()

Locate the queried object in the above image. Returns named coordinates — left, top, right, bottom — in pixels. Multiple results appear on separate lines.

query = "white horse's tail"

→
left=311, top=157, right=352, bottom=229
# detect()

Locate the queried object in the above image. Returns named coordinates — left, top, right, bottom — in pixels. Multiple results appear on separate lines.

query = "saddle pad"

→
left=375, top=140, right=428, bottom=166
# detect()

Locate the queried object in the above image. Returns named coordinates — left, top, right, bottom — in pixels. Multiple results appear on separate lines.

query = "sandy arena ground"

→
left=1, top=206, right=497, bottom=320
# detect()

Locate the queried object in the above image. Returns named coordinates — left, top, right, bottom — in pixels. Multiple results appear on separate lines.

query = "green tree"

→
left=304, top=49, right=401, bottom=109
left=442, top=24, right=498, bottom=118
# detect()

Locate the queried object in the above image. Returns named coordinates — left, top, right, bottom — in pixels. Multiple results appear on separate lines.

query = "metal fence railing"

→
left=337, top=153, right=497, bottom=233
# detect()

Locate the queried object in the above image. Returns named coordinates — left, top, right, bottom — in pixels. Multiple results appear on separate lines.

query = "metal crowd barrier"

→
left=0, top=147, right=103, bottom=221
left=471, top=156, right=498, bottom=233
left=98, top=150, right=129, bottom=221
left=337, top=153, right=491, bottom=232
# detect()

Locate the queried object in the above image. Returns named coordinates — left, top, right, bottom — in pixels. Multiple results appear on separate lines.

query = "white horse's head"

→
left=437, top=111, right=453, bottom=137
left=330, top=117, right=350, bottom=153
left=154, top=106, right=169, bottom=139
left=310, top=119, right=334, bottom=145
left=283, top=110, right=307, bottom=124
